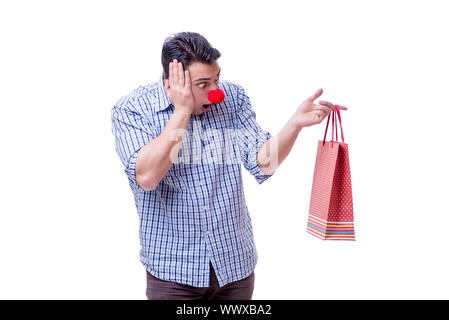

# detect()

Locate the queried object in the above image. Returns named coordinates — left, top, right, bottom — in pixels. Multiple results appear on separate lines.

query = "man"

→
left=111, top=32, right=347, bottom=300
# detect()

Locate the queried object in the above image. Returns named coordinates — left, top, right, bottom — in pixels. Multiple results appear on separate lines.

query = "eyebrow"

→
left=194, top=69, right=221, bottom=82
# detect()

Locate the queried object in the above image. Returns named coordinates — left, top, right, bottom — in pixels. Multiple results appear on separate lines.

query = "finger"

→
left=172, top=59, right=179, bottom=86
left=168, top=62, right=174, bottom=87
left=314, top=105, right=332, bottom=115
left=308, top=88, right=323, bottom=102
left=184, top=70, right=191, bottom=88
left=315, top=103, right=333, bottom=113
left=332, top=104, right=348, bottom=111
left=178, top=62, right=185, bottom=87
left=320, top=102, right=349, bottom=111
left=318, top=100, right=334, bottom=110
left=164, top=78, right=169, bottom=90
left=314, top=110, right=326, bottom=120
left=317, top=108, right=331, bottom=120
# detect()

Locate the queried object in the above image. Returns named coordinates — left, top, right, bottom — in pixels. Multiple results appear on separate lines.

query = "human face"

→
left=187, top=61, right=221, bottom=115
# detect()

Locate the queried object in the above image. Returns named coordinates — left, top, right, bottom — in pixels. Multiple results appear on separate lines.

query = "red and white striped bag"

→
left=306, top=105, right=355, bottom=240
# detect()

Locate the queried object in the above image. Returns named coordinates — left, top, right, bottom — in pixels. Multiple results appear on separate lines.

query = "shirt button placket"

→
left=203, top=205, right=209, bottom=237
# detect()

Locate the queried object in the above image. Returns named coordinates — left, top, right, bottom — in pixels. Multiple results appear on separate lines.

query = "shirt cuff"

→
left=247, top=130, right=273, bottom=184
left=125, top=149, right=143, bottom=192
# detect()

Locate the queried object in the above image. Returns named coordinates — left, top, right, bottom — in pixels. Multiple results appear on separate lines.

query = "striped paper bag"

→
left=307, top=105, right=355, bottom=240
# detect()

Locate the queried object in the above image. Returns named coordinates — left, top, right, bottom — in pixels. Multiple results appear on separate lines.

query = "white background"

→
left=1, top=0, right=448, bottom=299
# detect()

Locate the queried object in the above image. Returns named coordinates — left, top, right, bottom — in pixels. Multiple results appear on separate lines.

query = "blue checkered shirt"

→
left=111, top=76, right=273, bottom=287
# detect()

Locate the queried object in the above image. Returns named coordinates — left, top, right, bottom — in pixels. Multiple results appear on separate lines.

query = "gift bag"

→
left=306, top=105, right=355, bottom=240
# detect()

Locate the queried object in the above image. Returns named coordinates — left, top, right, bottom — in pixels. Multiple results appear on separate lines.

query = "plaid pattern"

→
left=111, top=76, right=272, bottom=287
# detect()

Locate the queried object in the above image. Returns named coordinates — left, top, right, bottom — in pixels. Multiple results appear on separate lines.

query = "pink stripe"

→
left=325, top=227, right=354, bottom=231
left=308, top=221, right=353, bottom=231
left=308, top=218, right=326, bottom=226
left=308, top=221, right=326, bottom=230
left=307, top=227, right=324, bottom=236
left=326, top=234, right=355, bottom=237
left=307, top=231, right=355, bottom=241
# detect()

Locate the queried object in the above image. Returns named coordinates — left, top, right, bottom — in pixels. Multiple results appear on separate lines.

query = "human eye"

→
left=198, top=82, right=207, bottom=88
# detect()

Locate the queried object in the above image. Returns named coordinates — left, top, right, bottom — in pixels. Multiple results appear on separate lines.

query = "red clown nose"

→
left=208, top=88, right=225, bottom=104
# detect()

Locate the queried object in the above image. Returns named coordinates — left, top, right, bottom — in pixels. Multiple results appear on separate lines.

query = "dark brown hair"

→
left=161, top=32, right=221, bottom=79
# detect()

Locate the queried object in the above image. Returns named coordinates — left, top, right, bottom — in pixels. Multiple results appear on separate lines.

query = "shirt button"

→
left=199, top=180, right=202, bottom=186
left=206, top=231, right=210, bottom=235
left=204, top=205, right=207, bottom=210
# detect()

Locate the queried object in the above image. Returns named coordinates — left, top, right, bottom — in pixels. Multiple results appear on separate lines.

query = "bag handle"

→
left=322, top=105, right=345, bottom=147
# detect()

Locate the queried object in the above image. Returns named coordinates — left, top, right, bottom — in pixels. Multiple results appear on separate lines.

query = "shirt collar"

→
left=154, top=74, right=173, bottom=112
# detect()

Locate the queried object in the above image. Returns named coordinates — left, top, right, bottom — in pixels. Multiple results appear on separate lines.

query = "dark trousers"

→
left=146, top=264, right=255, bottom=300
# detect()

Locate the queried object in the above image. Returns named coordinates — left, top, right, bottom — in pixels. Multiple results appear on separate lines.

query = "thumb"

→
left=307, top=88, right=323, bottom=102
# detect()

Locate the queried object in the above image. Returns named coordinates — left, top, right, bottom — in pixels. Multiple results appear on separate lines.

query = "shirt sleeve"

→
left=235, top=85, right=273, bottom=184
left=111, top=101, right=156, bottom=191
